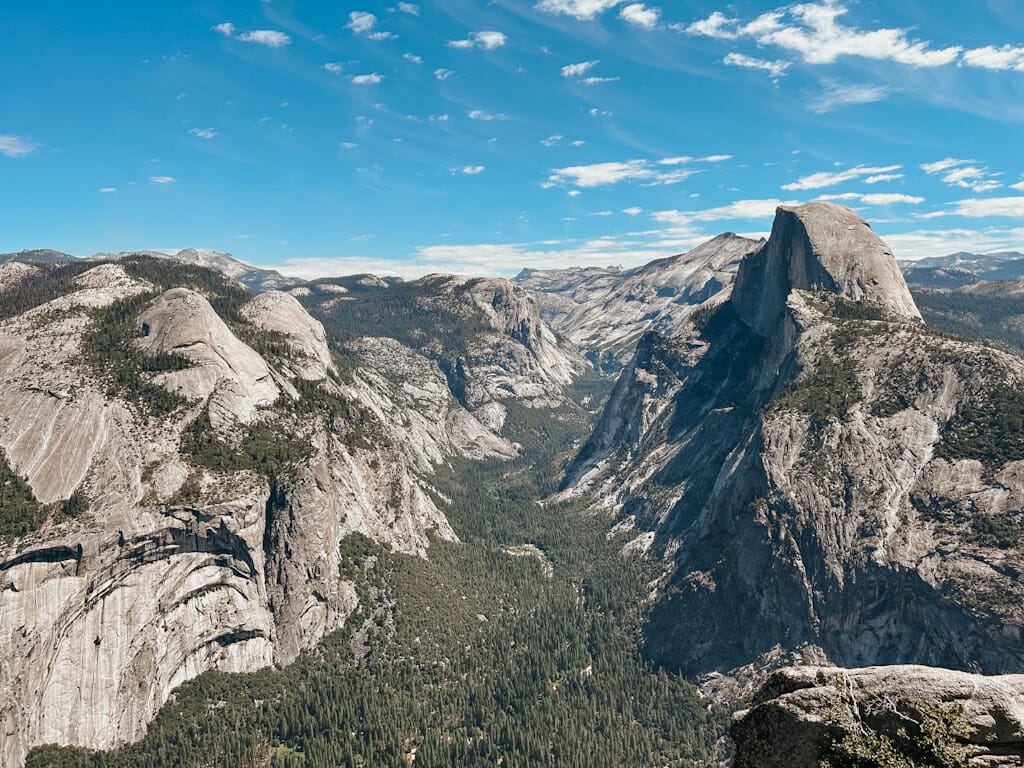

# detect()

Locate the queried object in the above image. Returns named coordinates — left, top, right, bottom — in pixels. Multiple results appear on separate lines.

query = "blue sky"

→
left=3, top=0, right=1024, bottom=277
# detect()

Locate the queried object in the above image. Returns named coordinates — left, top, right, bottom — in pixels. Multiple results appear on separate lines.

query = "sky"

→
left=3, top=0, right=1024, bottom=278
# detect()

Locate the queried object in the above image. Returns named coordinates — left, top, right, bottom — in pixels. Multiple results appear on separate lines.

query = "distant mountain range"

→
left=0, top=247, right=299, bottom=293
left=899, top=250, right=1024, bottom=287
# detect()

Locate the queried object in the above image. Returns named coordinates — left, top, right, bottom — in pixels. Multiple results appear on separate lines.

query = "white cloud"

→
left=236, top=30, right=291, bottom=47
left=535, top=0, right=624, bottom=21
left=580, top=76, right=620, bottom=85
left=623, top=207, right=643, bottom=215
left=961, top=45, right=1024, bottom=71
left=448, top=30, right=507, bottom=50
left=0, top=135, right=38, bottom=158
left=653, top=198, right=797, bottom=225
left=687, top=3, right=961, bottom=68
left=434, top=68, right=454, bottom=80
left=467, top=109, right=508, bottom=121
left=542, top=134, right=563, bottom=146
left=723, top=52, right=790, bottom=78
left=340, top=142, right=358, bottom=149
left=150, top=176, right=176, bottom=184
left=460, top=165, right=485, bottom=175
left=808, top=82, right=891, bottom=113
left=1013, top=181, right=1024, bottom=192
left=347, top=11, right=377, bottom=34
left=920, top=158, right=1001, bottom=193
left=403, top=53, right=422, bottom=64
left=561, top=60, right=599, bottom=77
left=883, top=226, right=1024, bottom=260
left=188, top=128, right=218, bottom=139
left=547, top=159, right=699, bottom=188
left=924, top=197, right=1024, bottom=218
left=99, top=187, right=117, bottom=193
left=782, top=164, right=902, bottom=191
left=214, top=22, right=290, bottom=47
left=619, top=3, right=660, bottom=29
left=685, top=11, right=736, bottom=39
left=398, top=2, right=420, bottom=15
left=368, top=31, right=397, bottom=40
left=324, top=62, right=343, bottom=74
left=864, top=173, right=903, bottom=184
left=351, top=73, right=384, bottom=84
left=818, top=192, right=924, bottom=205
left=920, top=157, right=971, bottom=174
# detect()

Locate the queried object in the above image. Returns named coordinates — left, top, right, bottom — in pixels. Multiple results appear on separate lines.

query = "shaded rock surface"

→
left=732, top=665, right=1024, bottom=767
left=515, top=233, right=759, bottom=369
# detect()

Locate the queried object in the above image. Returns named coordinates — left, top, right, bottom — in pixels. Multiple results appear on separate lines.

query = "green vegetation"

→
left=81, top=292, right=192, bottom=417
left=0, top=452, right=88, bottom=541
left=936, top=381, right=1024, bottom=469
left=772, top=352, right=861, bottom=424
left=0, top=450, right=46, bottom=540
left=911, top=287, right=1024, bottom=353
left=0, top=261, right=96, bottom=320
left=823, top=701, right=971, bottom=768
left=26, top=396, right=726, bottom=768
left=180, top=407, right=311, bottom=476
left=302, top=278, right=494, bottom=360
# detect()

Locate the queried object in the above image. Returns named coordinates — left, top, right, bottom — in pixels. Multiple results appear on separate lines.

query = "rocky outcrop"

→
left=732, top=665, right=1024, bottom=767
left=241, top=291, right=336, bottom=380
left=135, top=288, right=280, bottom=426
left=516, top=233, right=759, bottom=369
left=563, top=203, right=1024, bottom=682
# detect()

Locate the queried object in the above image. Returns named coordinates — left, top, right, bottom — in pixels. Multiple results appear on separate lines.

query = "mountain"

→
left=901, top=250, right=1024, bottom=288
left=0, top=249, right=76, bottom=264
left=90, top=248, right=301, bottom=293
left=563, top=202, right=1024, bottom=684
left=515, top=233, right=759, bottom=370
left=0, top=257, right=585, bottom=765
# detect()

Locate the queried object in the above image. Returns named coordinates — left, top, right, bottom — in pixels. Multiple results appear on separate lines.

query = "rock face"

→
left=301, top=273, right=587, bottom=433
left=732, top=665, right=1024, bottom=767
left=515, top=233, right=759, bottom=369
left=564, top=202, right=1024, bottom=681
left=0, top=258, right=566, bottom=766
left=136, top=288, right=281, bottom=426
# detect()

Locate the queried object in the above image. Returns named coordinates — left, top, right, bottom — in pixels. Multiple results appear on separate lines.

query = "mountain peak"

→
left=731, top=202, right=921, bottom=337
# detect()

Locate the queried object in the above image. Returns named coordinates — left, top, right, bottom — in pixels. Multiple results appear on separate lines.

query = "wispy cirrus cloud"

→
left=808, top=82, right=892, bottom=113
left=921, top=196, right=1024, bottom=219
left=920, top=157, right=1001, bottom=193
left=818, top=192, right=924, bottom=205
left=351, top=73, right=384, bottom=85
left=188, top=128, right=218, bottom=139
left=545, top=155, right=729, bottom=189
left=652, top=198, right=797, bottom=225
left=0, top=135, right=39, bottom=158
left=150, top=176, right=176, bottom=184
left=782, top=164, right=902, bottom=191
left=561, top=60, right=599, bottom=77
